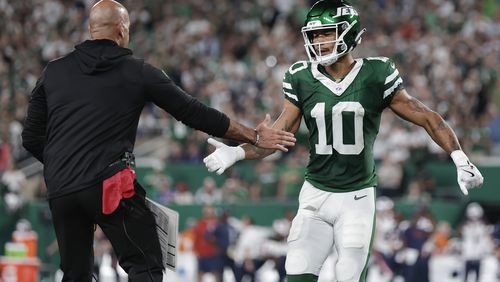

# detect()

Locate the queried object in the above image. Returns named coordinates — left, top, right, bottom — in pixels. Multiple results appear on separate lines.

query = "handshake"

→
left=204, top=114, right=296, bottom=175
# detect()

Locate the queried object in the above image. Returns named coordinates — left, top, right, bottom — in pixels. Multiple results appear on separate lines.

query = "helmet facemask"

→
left=302, top=20, right=363, bottom=66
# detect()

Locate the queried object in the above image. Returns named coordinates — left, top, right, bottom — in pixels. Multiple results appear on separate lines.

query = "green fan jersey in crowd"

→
left=282, top=56, right=403, bottom=192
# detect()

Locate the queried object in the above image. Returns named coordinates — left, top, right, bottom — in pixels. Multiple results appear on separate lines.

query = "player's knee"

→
left=285, top=249, right=309, bottom=274
left=335, top=245, right=369, bottom=282
left=342, top=222, right=367, bottom=248
left=335, top=257, right=358, bottom=282
left=336, top=224, right=369, bottom=282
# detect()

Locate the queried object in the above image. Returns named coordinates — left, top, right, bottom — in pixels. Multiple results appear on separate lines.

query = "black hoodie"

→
left=22, top=39, right=230, bottom=199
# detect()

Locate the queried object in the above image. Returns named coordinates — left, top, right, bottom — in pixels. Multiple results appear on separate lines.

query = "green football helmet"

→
left=302, top=0, right=366, bottom=66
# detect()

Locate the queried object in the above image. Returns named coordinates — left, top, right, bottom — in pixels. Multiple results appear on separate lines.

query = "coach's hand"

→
left=451, top=150, right=484, bottom=195
left=204, top=138, right=245, bottom=175
left=255, top=114, right=295, bottom=152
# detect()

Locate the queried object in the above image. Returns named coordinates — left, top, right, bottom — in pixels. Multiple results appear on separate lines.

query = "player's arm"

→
left=203, top=100, right=301, bottom=175
left=143, top=63, right=294, bottom=150
left=242, top=100, right=302, bottom=159
left=389, top=89, right=459, bottom=154
left=389, top=89, right=483, bottom=194
left=225, top=115, right=296, bottom=152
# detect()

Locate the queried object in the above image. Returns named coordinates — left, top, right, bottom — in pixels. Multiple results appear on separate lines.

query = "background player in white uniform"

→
left=203, top=1, right=484, bottom=281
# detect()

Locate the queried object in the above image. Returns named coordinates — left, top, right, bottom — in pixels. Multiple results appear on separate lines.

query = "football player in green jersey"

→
left=203, top=0, right=484, bottom=281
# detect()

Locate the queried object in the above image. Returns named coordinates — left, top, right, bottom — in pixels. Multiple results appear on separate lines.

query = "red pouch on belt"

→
left=102, top=167, right=136, bottom=214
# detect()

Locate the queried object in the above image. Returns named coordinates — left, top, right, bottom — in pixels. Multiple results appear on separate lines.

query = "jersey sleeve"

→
left=380, top=58, right=404, bottom=107
left=143, top=63, right=230, bottom=137
left=22, top=67, right=48, bottom=163
left=282, top=63, right=302, bottom=108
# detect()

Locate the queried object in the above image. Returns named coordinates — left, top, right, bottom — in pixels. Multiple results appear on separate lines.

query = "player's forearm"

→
left=241, top=143, right=275, bottom=160
left=239, top=103, right=300, bottom=159
left=423, top=112, right=461, bottom=154
left=223, top=119, right=258, bottom=145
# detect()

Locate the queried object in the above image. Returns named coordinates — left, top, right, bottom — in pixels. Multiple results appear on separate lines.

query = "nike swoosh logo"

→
left=303, top=205, right=317, bottom=212
left=462, top=169, right=475, bottom=177
left=354, top=195, right=367, bottom=201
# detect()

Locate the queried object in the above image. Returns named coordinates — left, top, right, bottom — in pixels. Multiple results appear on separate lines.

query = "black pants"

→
left=49, top=182, right=163, bottom=282
left=464, top=259, right=481, bottom=282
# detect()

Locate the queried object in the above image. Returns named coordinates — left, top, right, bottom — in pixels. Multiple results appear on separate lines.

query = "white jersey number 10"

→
left=311, top=101, right=365, bottom=155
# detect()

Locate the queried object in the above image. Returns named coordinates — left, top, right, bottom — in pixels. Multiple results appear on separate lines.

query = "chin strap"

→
left=354, top=28, right=366, bottom=47
left=327, top=22, right=365, bottom=65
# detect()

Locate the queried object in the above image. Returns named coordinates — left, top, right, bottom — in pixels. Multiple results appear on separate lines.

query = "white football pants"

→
left=285, top=181, right=376, bottom=282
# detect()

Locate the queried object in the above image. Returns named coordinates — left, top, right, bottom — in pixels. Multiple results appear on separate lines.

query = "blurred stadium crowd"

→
left=0, top=0, right=498, bottom=281
left=166, top=201, right=499, bottom=282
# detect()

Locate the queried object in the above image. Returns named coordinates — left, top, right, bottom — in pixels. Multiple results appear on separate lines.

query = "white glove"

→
left=451, top=150, right=484, bottom=195
left=203, top=138, right=245, bottom=175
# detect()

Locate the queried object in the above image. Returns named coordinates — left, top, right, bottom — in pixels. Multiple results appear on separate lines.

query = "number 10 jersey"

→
left=282, top=57, right=403, bottom=192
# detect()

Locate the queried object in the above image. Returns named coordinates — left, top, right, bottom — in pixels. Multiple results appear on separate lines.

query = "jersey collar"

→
left=311, top=59, right=363, bottom=96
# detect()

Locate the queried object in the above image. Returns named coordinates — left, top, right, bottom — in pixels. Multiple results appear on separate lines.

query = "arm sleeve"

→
left=143, top=63, right=230, bottom=137
left=381, top=58, right=404, bottom=108
left=282, top=63, right=302, bottom=108
left=22, top=70, right=48, bottom=163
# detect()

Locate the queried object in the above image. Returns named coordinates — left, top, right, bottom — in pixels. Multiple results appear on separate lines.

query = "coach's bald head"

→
left=89, top=0, right=130, bottom=47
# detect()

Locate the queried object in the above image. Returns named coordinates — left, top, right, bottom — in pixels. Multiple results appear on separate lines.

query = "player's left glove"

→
left=203, top=138, right=245, bottom=175
left=451, top=150, right=484, bottom=195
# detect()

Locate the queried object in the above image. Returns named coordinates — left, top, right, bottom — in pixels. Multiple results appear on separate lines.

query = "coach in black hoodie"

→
left=21, top=1, right=295, bottom=281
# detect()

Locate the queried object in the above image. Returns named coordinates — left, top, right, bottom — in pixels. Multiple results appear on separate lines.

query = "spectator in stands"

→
left=248, top=182, right=263, bottom=202
left=182, top=141, right=204, bottom=164
left=221, top=177, right=249, bottom=204
left=145, top=166, right=175, bottom=204
left=253, top=159, right=279, bottom=199
left=488, top=107, right=500, bottom=155
left=405, top=161, right=436, bottom=202
left=1, top=160, right=27, bottom=213
left=173, top=182, right=195, bottom=205
left=3, top=112, right=24, bottom=162
left=0, top=136, right=12, bottom=177
left=194, top=176, right=222, bottom=205
left=1, top=160, right=27, bottom=195
left=377, top=156, right=404, bottom=198
left=193, top=205, right=220, bottom=282
left=277, top=156, right=304, bottom=201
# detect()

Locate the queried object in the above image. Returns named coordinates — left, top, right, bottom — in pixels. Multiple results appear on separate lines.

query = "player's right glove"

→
left=203, top=138, right=245, bottom=175
left=451, top=150, right=484, bottom=195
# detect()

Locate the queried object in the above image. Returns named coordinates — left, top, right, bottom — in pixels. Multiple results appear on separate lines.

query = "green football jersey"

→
left=282, top=57, right=403, bottom=192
